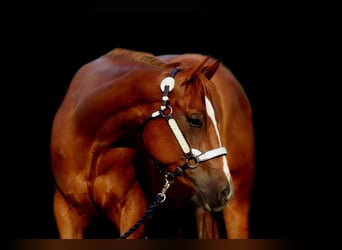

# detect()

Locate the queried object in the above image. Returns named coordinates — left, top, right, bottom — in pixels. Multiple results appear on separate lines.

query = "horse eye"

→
left=187, top=117, right=203, bottom=128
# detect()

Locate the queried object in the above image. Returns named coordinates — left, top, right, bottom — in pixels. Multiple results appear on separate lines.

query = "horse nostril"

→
left=220, top=187, right=232, bottom=204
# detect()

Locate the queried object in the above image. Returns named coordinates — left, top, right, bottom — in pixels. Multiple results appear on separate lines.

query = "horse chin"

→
left=191, top=191, right=228, bottom=213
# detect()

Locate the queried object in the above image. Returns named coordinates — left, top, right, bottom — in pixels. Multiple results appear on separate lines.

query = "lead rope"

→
left=118, top=189, right=165, bottom=239
left=119, top=166, right=184, bottom=239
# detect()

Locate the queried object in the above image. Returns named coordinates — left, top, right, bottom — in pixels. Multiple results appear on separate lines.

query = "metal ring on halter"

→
left=160, top=105, right=172, bottom=118
left=186, top=155, right=199, bottom=169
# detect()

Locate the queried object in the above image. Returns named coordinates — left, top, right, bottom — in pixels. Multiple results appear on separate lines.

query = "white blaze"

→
left=205, top=96, right=231, bottom=181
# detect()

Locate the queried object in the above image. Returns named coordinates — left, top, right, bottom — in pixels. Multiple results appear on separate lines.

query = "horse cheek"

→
left=142, top=117, right=183, bottom=165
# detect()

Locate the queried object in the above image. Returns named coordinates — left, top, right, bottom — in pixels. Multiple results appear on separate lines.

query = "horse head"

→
left=142, top=56, right=233, bottom=212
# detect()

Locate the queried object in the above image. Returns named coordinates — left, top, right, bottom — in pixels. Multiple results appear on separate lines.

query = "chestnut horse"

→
left=50, top=48, right=254, bottom=239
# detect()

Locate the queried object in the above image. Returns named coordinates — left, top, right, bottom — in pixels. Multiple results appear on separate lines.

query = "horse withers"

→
left=50, top=48, right=254, bottom=239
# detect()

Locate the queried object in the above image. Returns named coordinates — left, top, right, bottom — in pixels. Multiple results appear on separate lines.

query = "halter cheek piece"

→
left=145, top=68, right=227, bottom=181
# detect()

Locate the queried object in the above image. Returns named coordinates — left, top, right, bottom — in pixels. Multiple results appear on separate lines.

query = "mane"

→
left=108, top=48, right=169, bottom=70
left=108, top=48, right=219, bottom=101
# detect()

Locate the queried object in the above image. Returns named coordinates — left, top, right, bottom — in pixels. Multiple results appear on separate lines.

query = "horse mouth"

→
left=191, top=190, right=229, bottom=212
left=195, top=191, right=212, bottom=211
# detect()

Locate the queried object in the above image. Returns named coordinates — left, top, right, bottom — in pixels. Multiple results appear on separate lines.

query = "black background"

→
left=4, top=2, right=330, bottom=239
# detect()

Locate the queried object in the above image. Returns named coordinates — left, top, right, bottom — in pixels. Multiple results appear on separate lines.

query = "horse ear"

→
left=201, top=57, right=221, bottom=80
left=181, top=56, right=211, bottom=82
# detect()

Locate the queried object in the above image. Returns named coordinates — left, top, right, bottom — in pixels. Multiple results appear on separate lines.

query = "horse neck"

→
left=76, top=69, right=166, bottom=145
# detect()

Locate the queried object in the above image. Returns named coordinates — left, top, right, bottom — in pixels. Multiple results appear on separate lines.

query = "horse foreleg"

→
left=117, top=181, right=149, bottom=239
left=94, top=147, right=149, bottom=239
left=102, top=180, right=148, bottom=239
left=195, top=207, right=220, bottom=239
left=53, top=188, right=92, bottom=239
left=222, top=198, right=250, bottom=239
left=222, top=170, right=253, bottom=239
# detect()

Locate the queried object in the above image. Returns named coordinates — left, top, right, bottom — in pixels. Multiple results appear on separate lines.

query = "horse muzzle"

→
left=191, top=183, right=233, bottom=212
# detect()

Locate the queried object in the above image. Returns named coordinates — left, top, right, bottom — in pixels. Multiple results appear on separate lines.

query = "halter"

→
left=119, top=68, right=227, bottom=239
left=149, top=68, right=227, bottom=172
